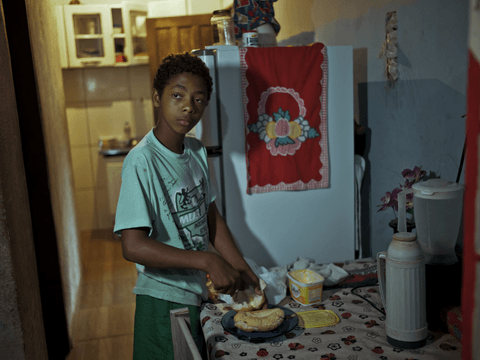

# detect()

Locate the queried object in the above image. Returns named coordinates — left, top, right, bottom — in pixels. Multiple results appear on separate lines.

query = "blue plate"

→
left=221, top=304, right=298, bottom=341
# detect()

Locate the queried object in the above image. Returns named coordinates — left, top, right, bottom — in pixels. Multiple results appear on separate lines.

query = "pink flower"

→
left=401, top=166, right=426, bottom=183
left=379, top=192, right=392, bottom=211
left=378, top=165, right=426, bottom=215
left=275, top=119, right=290, bottom=137
left=379, top=187, right=402, bottom=211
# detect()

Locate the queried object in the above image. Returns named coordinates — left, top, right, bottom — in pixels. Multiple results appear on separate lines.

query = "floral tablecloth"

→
left=200, top=260, right=462, bottom=360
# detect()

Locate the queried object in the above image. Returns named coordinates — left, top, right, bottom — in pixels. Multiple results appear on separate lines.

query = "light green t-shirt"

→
left=114, top=129, right=216, bottom=306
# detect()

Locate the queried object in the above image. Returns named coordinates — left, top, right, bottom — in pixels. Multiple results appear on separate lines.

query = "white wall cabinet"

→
left=186, top=0, right=232, bottom=16
left=57, top=3, right=148, bottom=68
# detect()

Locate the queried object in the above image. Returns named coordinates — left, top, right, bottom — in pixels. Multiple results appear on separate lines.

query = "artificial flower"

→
left=378, top=166, right=426, bottom=216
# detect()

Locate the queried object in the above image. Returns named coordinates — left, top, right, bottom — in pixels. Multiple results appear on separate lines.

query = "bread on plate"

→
left=234, top=307, right=285, bottom=332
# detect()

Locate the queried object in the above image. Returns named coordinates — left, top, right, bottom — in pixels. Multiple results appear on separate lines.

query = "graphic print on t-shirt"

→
left=171, top=179, right=208, bottom=251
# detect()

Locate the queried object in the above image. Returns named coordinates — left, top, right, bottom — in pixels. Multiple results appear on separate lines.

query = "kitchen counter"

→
left=200, top=259, right=462, bottom=360
left=98, top=137, right=141, bottom=157
left=201, top=291, right=460, bottom=360
left=99, top=147, right=132, bottom=156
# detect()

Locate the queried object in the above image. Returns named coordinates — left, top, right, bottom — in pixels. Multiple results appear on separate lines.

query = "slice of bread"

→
left=234, top=307, right=285, bottom=332
left=231, top=278, right=267, bottom=312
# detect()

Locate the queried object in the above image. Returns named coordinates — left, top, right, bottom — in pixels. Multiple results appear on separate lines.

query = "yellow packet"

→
left=297, top=310, right=340, bottom=329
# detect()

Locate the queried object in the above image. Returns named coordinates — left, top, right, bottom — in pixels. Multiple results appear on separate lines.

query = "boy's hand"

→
left=206, top=253, right=241, bottom=296
left=237, top=269, right=269, bottom=309
left=237, top=269, right=260, bottom=293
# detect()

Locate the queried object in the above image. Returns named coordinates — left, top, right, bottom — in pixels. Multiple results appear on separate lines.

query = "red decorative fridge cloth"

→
left=239, top=43, right=329, bottom=194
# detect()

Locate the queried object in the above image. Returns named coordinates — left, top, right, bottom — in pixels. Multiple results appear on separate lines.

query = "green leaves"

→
left=273, top=107, right=290, bottom=122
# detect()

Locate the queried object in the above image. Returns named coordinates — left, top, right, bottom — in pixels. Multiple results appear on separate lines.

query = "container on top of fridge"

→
left=211, top=10, right=235, bottom=46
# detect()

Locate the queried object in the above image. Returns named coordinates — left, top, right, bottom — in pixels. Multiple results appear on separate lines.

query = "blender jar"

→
left=412, top=179, right=464, bottom=265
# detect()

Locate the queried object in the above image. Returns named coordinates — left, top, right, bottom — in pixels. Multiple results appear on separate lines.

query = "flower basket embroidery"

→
left=247, top=88, right=319, bottom=156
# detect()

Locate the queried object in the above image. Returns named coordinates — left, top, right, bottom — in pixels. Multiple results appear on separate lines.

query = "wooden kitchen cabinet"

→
left=146, top=14, right=214, bottom=81
left=57, top=3, right=148, bottom=68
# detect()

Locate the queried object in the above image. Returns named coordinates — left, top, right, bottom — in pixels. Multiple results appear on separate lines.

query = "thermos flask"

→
left=377, top=232, right=428, bottom=349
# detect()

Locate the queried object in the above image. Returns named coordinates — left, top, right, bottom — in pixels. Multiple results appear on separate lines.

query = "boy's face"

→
left=154, top=72, right=208, bottom=141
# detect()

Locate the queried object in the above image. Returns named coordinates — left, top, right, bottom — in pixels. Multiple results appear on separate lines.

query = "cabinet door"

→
left=122, top=4, right=149, bottom=65
left=63, top=5, right=115, bottom=67
left=146, top=14, right=214, bottom=81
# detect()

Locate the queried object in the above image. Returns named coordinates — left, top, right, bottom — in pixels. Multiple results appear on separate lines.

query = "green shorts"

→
left=133, top=295, right=206, bottom=360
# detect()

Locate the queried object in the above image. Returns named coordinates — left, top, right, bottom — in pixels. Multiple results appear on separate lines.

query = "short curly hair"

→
left=153, top=52, right=213, bottom=101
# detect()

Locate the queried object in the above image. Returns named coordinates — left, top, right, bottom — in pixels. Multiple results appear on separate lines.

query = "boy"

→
left=114, top=52, right=263, bottom=359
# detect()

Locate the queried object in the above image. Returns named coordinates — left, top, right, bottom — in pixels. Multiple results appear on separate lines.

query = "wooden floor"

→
left=66, top=230, right=137, bottom=360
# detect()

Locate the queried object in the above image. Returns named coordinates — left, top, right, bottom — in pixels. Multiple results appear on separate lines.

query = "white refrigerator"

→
left=192, top=45, right=355, bottom=269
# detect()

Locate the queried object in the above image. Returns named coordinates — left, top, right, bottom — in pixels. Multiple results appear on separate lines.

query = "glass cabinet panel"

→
left=130, top=11, right=148, bottom=61
left=111, top=8, right=124, bottom=34
left=73, top=15, right=104, bottom=58
left=73, top=14, right=101, bottom=35
left=128, top=9, right=148, bottom=64
left=75, top=37, right=105, bottom=59
left=111, top=7, right=127, bottom=64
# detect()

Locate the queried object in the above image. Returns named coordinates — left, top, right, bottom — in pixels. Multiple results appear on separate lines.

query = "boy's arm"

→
left=121, top=227, right=242, bottom=295
left=207, top=201, right=264, bottom=297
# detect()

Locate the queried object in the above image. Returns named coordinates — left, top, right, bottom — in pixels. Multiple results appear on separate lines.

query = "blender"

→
left=398, top=178, right=464, bottom=265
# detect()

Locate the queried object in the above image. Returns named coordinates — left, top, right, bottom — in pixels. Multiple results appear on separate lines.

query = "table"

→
left=200, top=260, right=462, bottom=359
